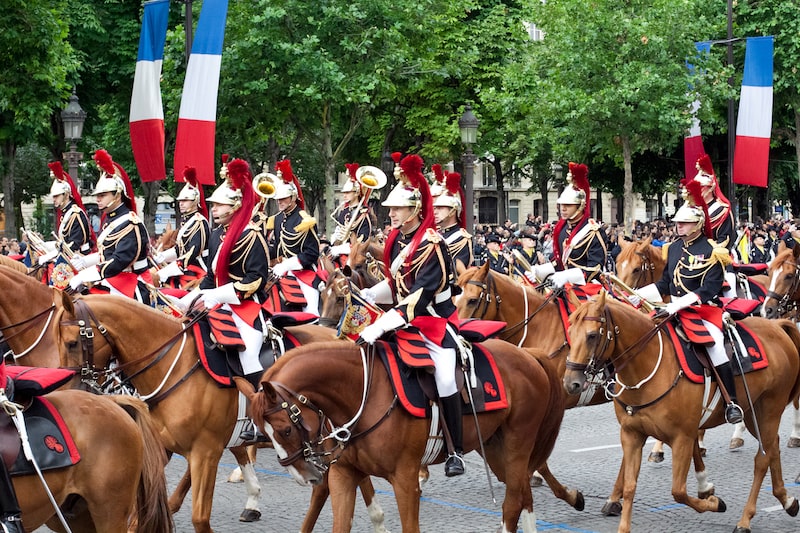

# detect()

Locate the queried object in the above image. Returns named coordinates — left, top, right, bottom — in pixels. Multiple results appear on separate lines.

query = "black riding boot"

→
left=440, top=393, right=465, bottom=477
left=0, top=460, right=24, bottom=533
left=716, top=362, right=744, bottom=424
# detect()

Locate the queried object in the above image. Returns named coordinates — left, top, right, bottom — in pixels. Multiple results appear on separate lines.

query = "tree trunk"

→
left=321, top=102, right=334, bottom=238
left=2, top=141, right=16, bottom=238
left=792, top=110, right=800, bottom=215
left=142, top=180, right=160, bottom=237
left=622, top=135, right=634, bottom=235
left=538, top=174, right=549, bottom=222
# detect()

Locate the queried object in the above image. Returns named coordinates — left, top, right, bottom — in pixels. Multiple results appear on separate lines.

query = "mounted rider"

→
left=266, top=159, right=322, bottom=315
left=192, top=158, right=271, bottom=384
left=154, top=166, right=210, bottom=288
left=509, top=227, right=546, bottom=285
left=432, top=167, right=473, bottom=274
left=358, top=152, right=465, bottom=477
left=481, top=233, right=509, bottom=274
left=69, top=150, right=153, bottom=306
left=0, top=359, right=23, bottom=532
left=328, top=163, right=376, bottom=263
left=635, top=178, right=743, bottom=424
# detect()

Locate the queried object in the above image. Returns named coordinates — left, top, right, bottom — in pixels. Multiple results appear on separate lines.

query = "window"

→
left=509, top=199, right=520, bottom=225
left=478, top=196, right=498, bottom=225
left=482, top=164, right=496, bottom=188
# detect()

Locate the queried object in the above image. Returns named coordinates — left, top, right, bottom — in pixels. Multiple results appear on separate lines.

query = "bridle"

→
left=764, top=258, right=800, bottom=317
left=631, top=248, right=658, bottom=288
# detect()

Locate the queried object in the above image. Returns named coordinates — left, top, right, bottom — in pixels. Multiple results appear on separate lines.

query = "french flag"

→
left=683, top=41, right=710, bottom=181
left=129, top=0, right=170, bottom=183
left=733, top=36, right=773, bottom=188
left=173, top=0, right=228, bottom=186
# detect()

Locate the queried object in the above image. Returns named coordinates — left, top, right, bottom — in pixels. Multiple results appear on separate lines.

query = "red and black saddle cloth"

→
left=375, top=327, right=508, bottom=418
left=665, top=319, right=768, bottom=384
left=263, top=277, right=307, bottom=313
left=1, top=367, right=80, bottom=476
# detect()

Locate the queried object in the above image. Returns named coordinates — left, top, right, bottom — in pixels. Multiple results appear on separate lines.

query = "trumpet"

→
left=511, top=249, right=535, bottom=273
left=331, top=166, right=387, bottom=246
left=253, top=169, right=278, bottom=202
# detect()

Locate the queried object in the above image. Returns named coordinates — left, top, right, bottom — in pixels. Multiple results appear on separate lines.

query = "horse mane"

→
left=769, top=247, right=796, bottom=275
left=0, top=263, right=51, bottom=291
left=82, top=294, right=185, bottom=324
left=0, top=254, right=29, bottom=274
left=262, top=340, right=356, bottom=381
left=616, top=237, right=656, bottom=264
left=156, top=228, right=179, bottom=251
left=568, top=290, right=654, bottom=332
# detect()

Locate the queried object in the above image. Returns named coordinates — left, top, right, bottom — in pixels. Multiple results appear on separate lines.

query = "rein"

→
left=631, top=249, right=658, bottom=288
left=0, top=303, right=56, bottom=359
left=765, top=259, right=800, bottom=317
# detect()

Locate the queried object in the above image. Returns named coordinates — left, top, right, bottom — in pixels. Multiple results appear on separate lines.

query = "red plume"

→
left=221, top=153, right=229, bottom=165
left=568, top=162, right=590, bottom=198
left=93, top=149, right=116, bottom=176
left=275, top=159, right=305, bottom=210
left=216, top=159, right=255, bottom=286
left=391, top=152, right=402, bottom=165
left=684, top=178, right=712, bottom=238
left=696, top=154, right=714, bottom=176
left=48, top=161, right=65, bottom=180
left=446, top=171, right=467, bottom=229
left=227, top=159, right=251, bottom=190
left=401, top=154, right=424, bottom=189
left=345, top=163, right=359, bottom=180
left=183, top=166, right=207, bottom=219
left=432, top=164, right=444, bottom=185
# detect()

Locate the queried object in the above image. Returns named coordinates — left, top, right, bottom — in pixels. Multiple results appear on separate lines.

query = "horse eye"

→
left=283, top=427, right=292, bottom=438
left=65, top=340, right=78, bottom=350
left=586, top=331, right=598, bottom=343
left=467, top=298, right=478, bottom=307
left=785, top=274, right=794, bottom=282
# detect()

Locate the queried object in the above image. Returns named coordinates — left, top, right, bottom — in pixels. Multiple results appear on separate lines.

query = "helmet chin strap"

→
left=402, top=204, right=422, bottom=227
left=567, top=205, right=585, bottom=224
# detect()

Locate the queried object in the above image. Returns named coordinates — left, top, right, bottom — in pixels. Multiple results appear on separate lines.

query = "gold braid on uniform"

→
left=565, top=226, right=606, bottom=280
left=708, top=239, right=733, bottom=268
left=394, top=232, right=448, bottom=322
left=229, top=226, right=267, bottom=298
left=277, top=211, right=318, bottom=258
left=671, top=240, right=730, bottom=295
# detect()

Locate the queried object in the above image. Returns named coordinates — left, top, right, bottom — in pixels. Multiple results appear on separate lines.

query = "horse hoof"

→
left=732, top=527, right=751, bottom=533
left=647, top=451, right=664, bottom=463
left=786, top=497, right=799, bottom=517
left=531, top=473, right=544, bottom=487
left=239, top=509, right=262, bottom=522
left=717, top=497, right=727, bottom=513
left=787, top=437, right=800, bottom=448
left=601, top=501, right=622, bottom=516
left=796, top=472, right=800, bottom=484
left=573, top=491, right=585, bottom=512
left=729, top=438, right=744, bottom=450
left=699, top=446, right=707, bottom=457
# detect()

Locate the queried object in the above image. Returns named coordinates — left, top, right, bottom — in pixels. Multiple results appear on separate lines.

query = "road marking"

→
left=570, top=438, right=657, bottom=453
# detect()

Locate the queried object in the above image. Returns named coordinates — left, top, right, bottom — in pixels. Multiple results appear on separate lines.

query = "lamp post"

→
left=61, top=89, right=87, bottom=191
left=458, top=105, right=480, bottom=234
left=551, top=163, right=563, bottom=223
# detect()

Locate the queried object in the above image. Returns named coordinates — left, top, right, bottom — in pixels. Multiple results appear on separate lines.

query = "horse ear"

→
left=479, top=262, right=490, bottom=275
left=262, top=382, right=279, bottom=404
left=455, top=258, right=467, bottom=276
left=61, top=291, right=75, bottom=314
left=793, top=242, right=800, bottom=261
left=642, top=236, right=652, bottom=247
left=566, top=286, right=582, bottom=309
left=598, top=289, right=608, bottom=306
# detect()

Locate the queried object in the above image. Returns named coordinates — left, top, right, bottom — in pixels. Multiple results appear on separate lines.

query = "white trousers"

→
left=227, top=305, right=265, bottom=375
left=422, top=332, right=458, bottom=397
left=702, top=318, right=728, bottom=366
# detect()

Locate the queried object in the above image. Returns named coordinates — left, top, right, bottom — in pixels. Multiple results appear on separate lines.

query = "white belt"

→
left=79, top=243, right=91, bottom=253
left=434, top=288, right=452, bottom=304
left=132, top=258, right=149, bottom=271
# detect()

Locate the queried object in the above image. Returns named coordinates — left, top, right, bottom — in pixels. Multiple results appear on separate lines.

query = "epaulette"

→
left=266, top=215, right=276, bottom=231
left=424, top=227, right=442, bottom=243
left=459, top=228, right=472, bottom=238
left=708, top=239, right=733, bottom=267
left=661, top=241, right=671, bottom=261
left=587, top=218, right=601, bottom=230
left=294, top=210, right=317, bottom=233
left=129, top=212, right=141, bottom=224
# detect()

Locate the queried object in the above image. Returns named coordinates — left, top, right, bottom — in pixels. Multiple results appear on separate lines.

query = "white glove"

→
left=271, top=256, right=303, bottom=278
left=531, top=262, right=555, bottom=283
left=199, top=282, right=240, bottom=308
left=360, top=279, right=394, bottom=305
left=663, top=292, right=699, bottom=315
left=635, top=283, right=663, bottom=304
left=68, top=265, right=100, bottom=289
left=38, top=249, right=59, bottom=265
left=358, top=309, right=406, bottom=344
left=156, top=261, right=184, bottom=283
left=551, top=268, right=585, bottom=288
left=71, top=252, right=100, bottom=271
left=154, top=247, right=178, bottom=265
left=524, top=270, right=537, bottom=284
left=178, top=288, right=202, bottom=310
left=329, top=243, right=351, bottom=258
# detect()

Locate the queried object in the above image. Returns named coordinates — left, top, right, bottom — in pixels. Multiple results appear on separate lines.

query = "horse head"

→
left=762, top=244, right=800, bottom=319
left=455, top=263, right=495, bottom=319
left=318, top=269, right=351, bottom=327
left=347, top=237, right=385, bottom=286
left=615, top=237, right=664, bottom=289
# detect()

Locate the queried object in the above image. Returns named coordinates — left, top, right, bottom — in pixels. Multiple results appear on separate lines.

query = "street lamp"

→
left=550, top=163, right=563, bottom=223
left=458, top=105, right=480, bottom=234
left=61, top=89, right=87, bottom=191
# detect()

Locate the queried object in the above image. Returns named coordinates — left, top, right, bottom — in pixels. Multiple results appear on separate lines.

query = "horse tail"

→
left=777, top=319, right=800, bottom=404
left=111, top=395, right=175, bottom=533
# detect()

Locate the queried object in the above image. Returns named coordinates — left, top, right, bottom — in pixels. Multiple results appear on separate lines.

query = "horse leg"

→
left=647, top=440, right=665, bottom=463
left=618, top=429, right=647, bottom=533
left=358, top=477, right=390, bottom=533
left=536, top=462, right=584, bottom=511
left=328, top=465, right=362, bottom=533
left=387, top=462, right=422, bottom=533
left=601, top=461, right=624, bottom=517
left=169, top=465, right=191, bottom=514
left=667, top=434, right=725, bottom=515
left=301, top=477, right=331, bottom=533
left=788, top=402, right=800, bottom=448
left=692, top=440, right=715, bottom=499
left=228, top=444, right=262, bottom=522
left=697, top=429, right=706, bottom=456
left=730, top=421, right=746, bottom=449
left=226, top=444, right=257, bottom=482
left=188, top=449, right=225, bottom=533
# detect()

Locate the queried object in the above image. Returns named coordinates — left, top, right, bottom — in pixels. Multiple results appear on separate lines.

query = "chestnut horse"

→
left=51, top=291, right=389, bottom=533
left=614, top=238, right=665, bottom=290
left=11, top=390, right=172, bottom=532
left=248, top=338, right=565, bottom=533
left=563, top=291, right=800, bottom=533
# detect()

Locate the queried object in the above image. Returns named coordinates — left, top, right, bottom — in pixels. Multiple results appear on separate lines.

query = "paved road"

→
left=155, top=403, right=800, bottom=533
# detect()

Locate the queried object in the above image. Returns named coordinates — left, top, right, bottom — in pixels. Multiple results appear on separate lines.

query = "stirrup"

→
left=444, top=452, right=465, bottom=477
left=1, top=515, right=24, bottom=533
left=725, top=403, right=744, bottom=425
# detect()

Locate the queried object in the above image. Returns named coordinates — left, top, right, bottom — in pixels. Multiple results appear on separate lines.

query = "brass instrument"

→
left=604, top=272, right=656, bottom=313
left=511, top=249, right=535, bottom=274
left=253, top=168, right=279, bottom=203
left=331, top=166, right=387, bottom=246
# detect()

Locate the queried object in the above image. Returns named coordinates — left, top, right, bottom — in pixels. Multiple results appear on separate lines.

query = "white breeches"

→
left=702, top=318, right=728, bottom=366
left=228, top=306, right=265, bottom=375
left=295, top=277, right=320, bottom=315
left=422, top=333, right=458, bottom=397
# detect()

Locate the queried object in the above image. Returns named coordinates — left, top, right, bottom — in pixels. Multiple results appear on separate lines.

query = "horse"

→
left=614, top=237, right=665, bottom=289
left=247, top=337, right=566, bottom=533
left=51, top=290, right=388, bottom=533
left=10, top=389, right=172, bottom=532
left=563, top=290, right=800, bottom=533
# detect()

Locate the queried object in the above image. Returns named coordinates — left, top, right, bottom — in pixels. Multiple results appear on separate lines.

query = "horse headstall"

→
left=566, top=304, right=618, bottom=379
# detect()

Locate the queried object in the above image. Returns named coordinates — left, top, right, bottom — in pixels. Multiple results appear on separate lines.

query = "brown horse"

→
left=51, top=290, right=391, bottom=532
left=248, top=338, right=565, bottom=533
left=614, top=238, right=665, bottom=289
left=761, top=245, right=800, bottom=320
left=11, top=390, right=172, bottom=532
left=563, top=291, right=800, bottom=533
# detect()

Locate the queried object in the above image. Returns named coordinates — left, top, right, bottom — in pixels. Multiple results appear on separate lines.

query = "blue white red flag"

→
left=129, top=0, right=170, bottom=182
left=683, top=41, right=710, bottom=181
left=173, top=0, right=229, bottom=185
left=733, top=36, right=773, bottom=188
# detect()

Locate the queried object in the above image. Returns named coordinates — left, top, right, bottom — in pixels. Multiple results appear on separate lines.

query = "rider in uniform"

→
left=328, top=163, right=374, bottom=263
left=266, top=159, right=321, bottom=315
left=481, top=234, right=509, bottom=274
left=49, top=161, right=94, bottom=257
left=636, top=179, right=743, bottom=424
left=358, top=152, right=465, bottom=477
left=510, top=227, right=545, bottom=284
left=195, top=158, right=271, bottom=383
left=69, top=150, right=152, bottom=306
left=0, top=360, right=23, bottom=532
left=432, top=169, right=473, bottom=273
left=155, top=166, right=210, bottom=288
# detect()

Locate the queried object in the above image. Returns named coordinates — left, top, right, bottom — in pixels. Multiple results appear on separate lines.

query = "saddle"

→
left=374, top=326, right=508, bottom=418
left=0, top=367, right=80, bottom=475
